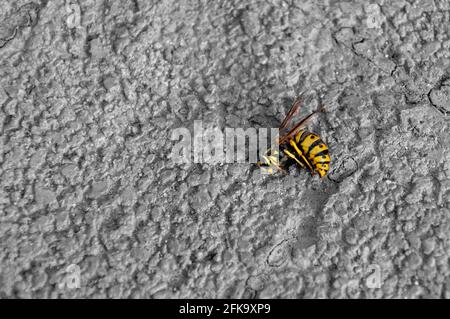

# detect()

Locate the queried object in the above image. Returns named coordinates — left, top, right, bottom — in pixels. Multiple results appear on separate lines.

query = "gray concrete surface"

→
left=0, top=0, right=449, bottom=298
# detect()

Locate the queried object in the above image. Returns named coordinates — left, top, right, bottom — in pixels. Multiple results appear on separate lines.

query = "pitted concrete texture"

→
left=0, top=0, right=449, bottom=298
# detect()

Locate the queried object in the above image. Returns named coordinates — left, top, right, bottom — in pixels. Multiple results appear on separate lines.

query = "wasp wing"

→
left=279, top=96, right=303, bottom=132
left=278, top=111, right=318, bottom=145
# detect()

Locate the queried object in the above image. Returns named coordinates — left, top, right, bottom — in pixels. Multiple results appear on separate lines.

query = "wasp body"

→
left=258, top=97, right=331, bottom=178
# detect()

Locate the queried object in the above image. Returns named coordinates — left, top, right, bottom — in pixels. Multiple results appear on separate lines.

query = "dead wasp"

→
left=257, top=96, right=331, bottom=177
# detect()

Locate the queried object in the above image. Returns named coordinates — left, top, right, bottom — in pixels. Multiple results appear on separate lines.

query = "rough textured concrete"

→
left=0, top=0, right=449, bottom=298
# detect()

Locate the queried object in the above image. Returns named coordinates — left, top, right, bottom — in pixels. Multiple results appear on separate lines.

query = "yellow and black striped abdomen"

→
left=294, top=130, right=331, bottom=177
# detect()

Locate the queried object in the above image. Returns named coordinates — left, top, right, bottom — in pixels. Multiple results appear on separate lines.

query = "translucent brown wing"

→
left=278, top=111, right=318, bottom=145
left=279, top=96, right=303, bottom=132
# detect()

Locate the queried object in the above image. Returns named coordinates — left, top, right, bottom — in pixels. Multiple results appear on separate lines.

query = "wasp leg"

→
left=257, top=155, right=271, bottom=166
left=257, top=155, right=271, bottom=173
left=284, top=149, right=314, bottom=176
left=267, top=156, right=287, bottom=175
left=283, top=149, right=306, bottom=169
left=257, top=162, right=273, bottom=175
left=288, top=140, right=316, bottom=176
left=257, top=152, right=287, bottom=175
